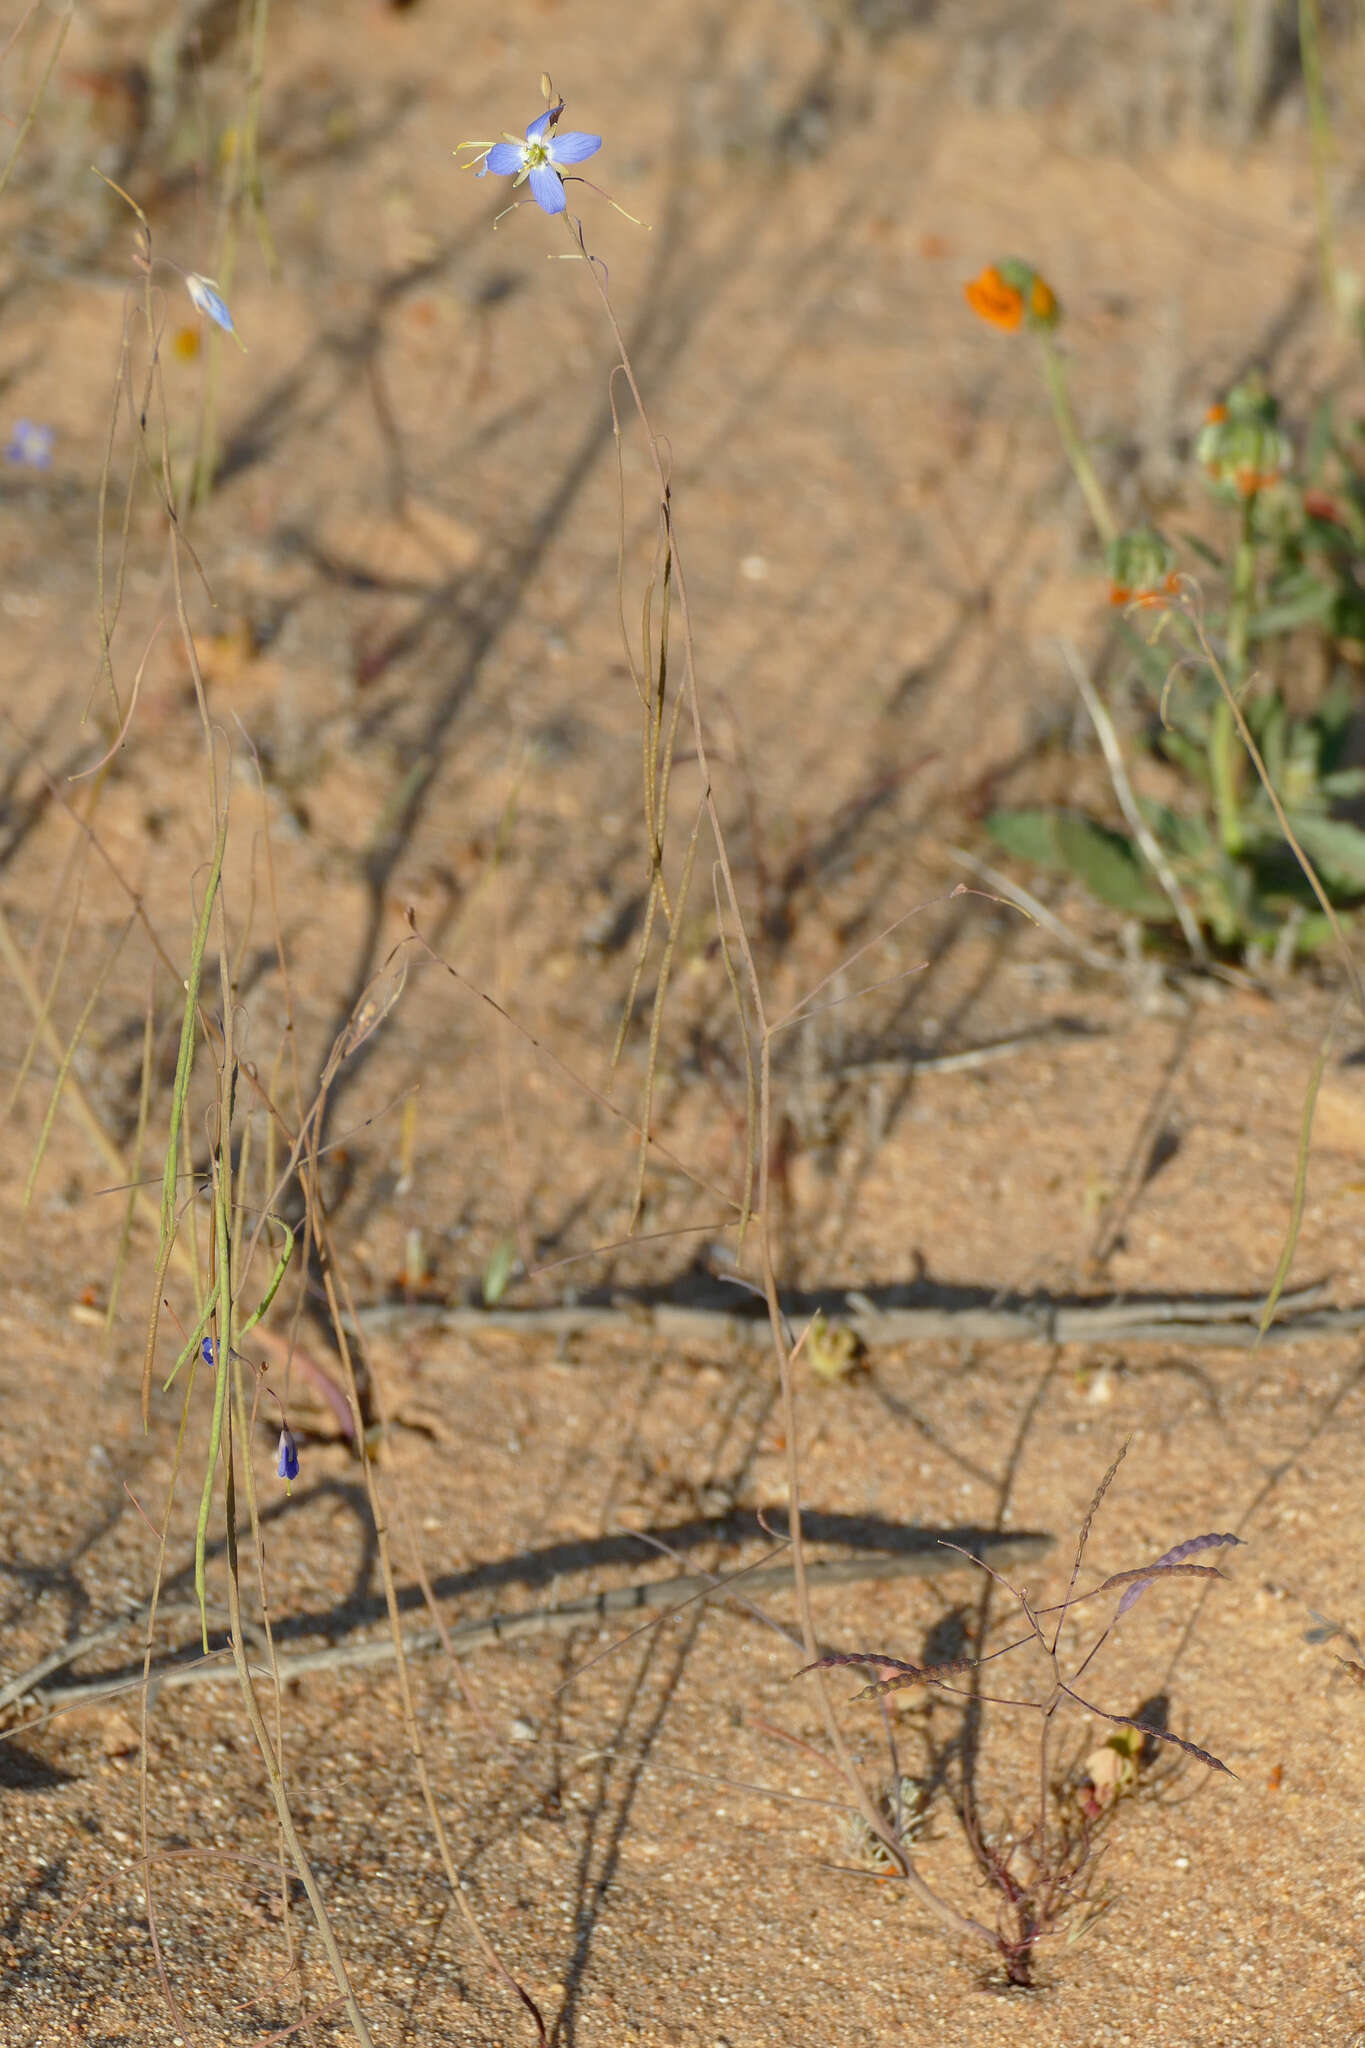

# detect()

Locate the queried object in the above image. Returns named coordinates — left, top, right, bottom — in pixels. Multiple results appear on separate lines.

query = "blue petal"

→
left=185, top=273, right=236, bottom=335
left=277, top=1428, right=300, bottom=1482
left=525, top=109, right=555, bottom=141
left=546, top=130, right=600, bottom=166
left=528, top=163, right=566, bottom=214
left=484, top=141, right=524, bottom=176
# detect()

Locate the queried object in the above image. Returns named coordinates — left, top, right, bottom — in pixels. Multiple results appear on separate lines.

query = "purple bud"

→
left=5, top=420, right=54, bottom=469
left=276, top=1427, right=299, bottom=1483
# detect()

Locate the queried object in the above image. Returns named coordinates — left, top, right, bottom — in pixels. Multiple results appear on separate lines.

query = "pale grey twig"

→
left=1060, top=639, right=1208, bottom=963
left=7, top=1537, right=1054, bottom=1721
left=945, top=846, right=1117, bottom=973
left=345, top=1281, right=1360, bottom=1351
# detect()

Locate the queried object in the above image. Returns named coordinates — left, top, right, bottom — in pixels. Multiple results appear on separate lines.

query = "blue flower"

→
left=5, top=420, right=53, bottom=469
left=201, top=1337, right=218, bottom=1367
left=481, top=106, right=601, bottom=215
left=276, top=1427, right=300, bottom=1483
left=184, top=272, right=237, bottom=337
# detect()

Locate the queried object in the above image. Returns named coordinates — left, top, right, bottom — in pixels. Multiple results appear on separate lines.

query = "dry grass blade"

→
left=1260, top=997, right=1344, bottom=1339
left=20, top=915, right=133, bottom=1214
left=1063, top=639, right=1207, bottom=962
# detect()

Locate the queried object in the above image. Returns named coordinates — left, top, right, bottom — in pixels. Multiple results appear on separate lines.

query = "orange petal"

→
left=1028, top=275, right=1057, bottom=323
left=964, top=266, right=1024, bottom=332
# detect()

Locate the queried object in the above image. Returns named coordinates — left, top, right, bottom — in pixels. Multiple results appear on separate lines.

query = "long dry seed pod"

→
left=1113, top=1532, right=1243, bottom=1616
left=1064, top=1696, right=1236, bottom=1777
left=795, top=1649, right=979, bottom=1698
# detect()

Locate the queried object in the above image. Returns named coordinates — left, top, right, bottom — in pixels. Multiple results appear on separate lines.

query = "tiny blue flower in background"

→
left=201, top=1336, right=218, bottom=1367
left=184, top=272, right=237, bottom=338
left=277, top=1426, right=300, bottom=1483
left=5, top=420, right=54, bottom=469
left=480, top=104, right=601, bottom=215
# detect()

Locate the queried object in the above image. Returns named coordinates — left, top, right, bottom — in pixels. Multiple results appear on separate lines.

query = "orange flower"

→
left=964, top=263, right=1023, bottom=331
left=1028, top=274, right=1057, bottom=325
left=1108, top=571, right=1181, bottom=609
left=964, top=258, right=1061, bottom=333
left=1234, top=466, right=1282, bottom=496
left=1204, top=402, right=1228, bottom=425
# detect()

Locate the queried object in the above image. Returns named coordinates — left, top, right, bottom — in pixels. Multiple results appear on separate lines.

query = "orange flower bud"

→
left=1106, top=528, right=1179, bottom=609
left=1197, top=378, right=1290, bottom=498
left=963, top=263, right=1024, bottom=332
left=963, top=258, right=1061, bottom=334
left=1108, top=571, right=1181, bottom=610
left=1028, top=274, right=1057, bottom=325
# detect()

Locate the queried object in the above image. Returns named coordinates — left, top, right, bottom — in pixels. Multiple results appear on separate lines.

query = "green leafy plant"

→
left=971, top=319, right=1365, bottom=961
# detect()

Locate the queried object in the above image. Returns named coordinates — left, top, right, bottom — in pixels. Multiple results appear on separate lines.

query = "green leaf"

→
left=984, top=808, right=1061, bottom=868
left=1136, top=799, right=1211, bottom=859
left=482, top=1235, right=518, bottom=1306
left=1316, top=676, right=1358, bottom=760
left=1156, top=728, right=1212, bottom=787
left=1249, top=692, right=1287, bottom=784
left=1176, top=530, right=1225, bottom=570
left=1293, top=911, right=1348, bottom=954
left=1330, top=589, right=1365, bottom=642
left=985, top=810, right=1173, bottom=919
left=1284, top=813, right=1365, bottom=892
left=1306, top=395, right=1335, bottom=474
left=1250, top=581, right=1336, bottom=638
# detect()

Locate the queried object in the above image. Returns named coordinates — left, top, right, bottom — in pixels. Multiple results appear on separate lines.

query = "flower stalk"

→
left=1210, top=490, right=1258, bottom=856
left=1037, top=328, right=1116, bottom=550
left=963, top=260, right=1116, bottom=550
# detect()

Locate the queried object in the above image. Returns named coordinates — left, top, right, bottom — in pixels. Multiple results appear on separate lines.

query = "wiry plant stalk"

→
left=563, top=204, right=1000, bottom=1955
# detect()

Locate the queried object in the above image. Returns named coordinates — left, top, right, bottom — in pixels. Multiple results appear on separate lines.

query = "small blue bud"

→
left=184, top=272, right=237, bottom=338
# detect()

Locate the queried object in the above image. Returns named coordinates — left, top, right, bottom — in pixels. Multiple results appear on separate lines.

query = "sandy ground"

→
left=3, top=1, right=1365, bottom=2042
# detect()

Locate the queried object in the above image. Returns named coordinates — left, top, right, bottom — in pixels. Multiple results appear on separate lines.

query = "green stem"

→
left=1211, top=491, right=1257, bottom=857
left=1037, top=331, right=1116, bottom=549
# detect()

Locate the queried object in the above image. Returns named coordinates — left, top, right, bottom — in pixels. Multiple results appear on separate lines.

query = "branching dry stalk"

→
left=563, top=205, right=1001, bottom=1954
left=801, top=1445, right=1237, bottom=1979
